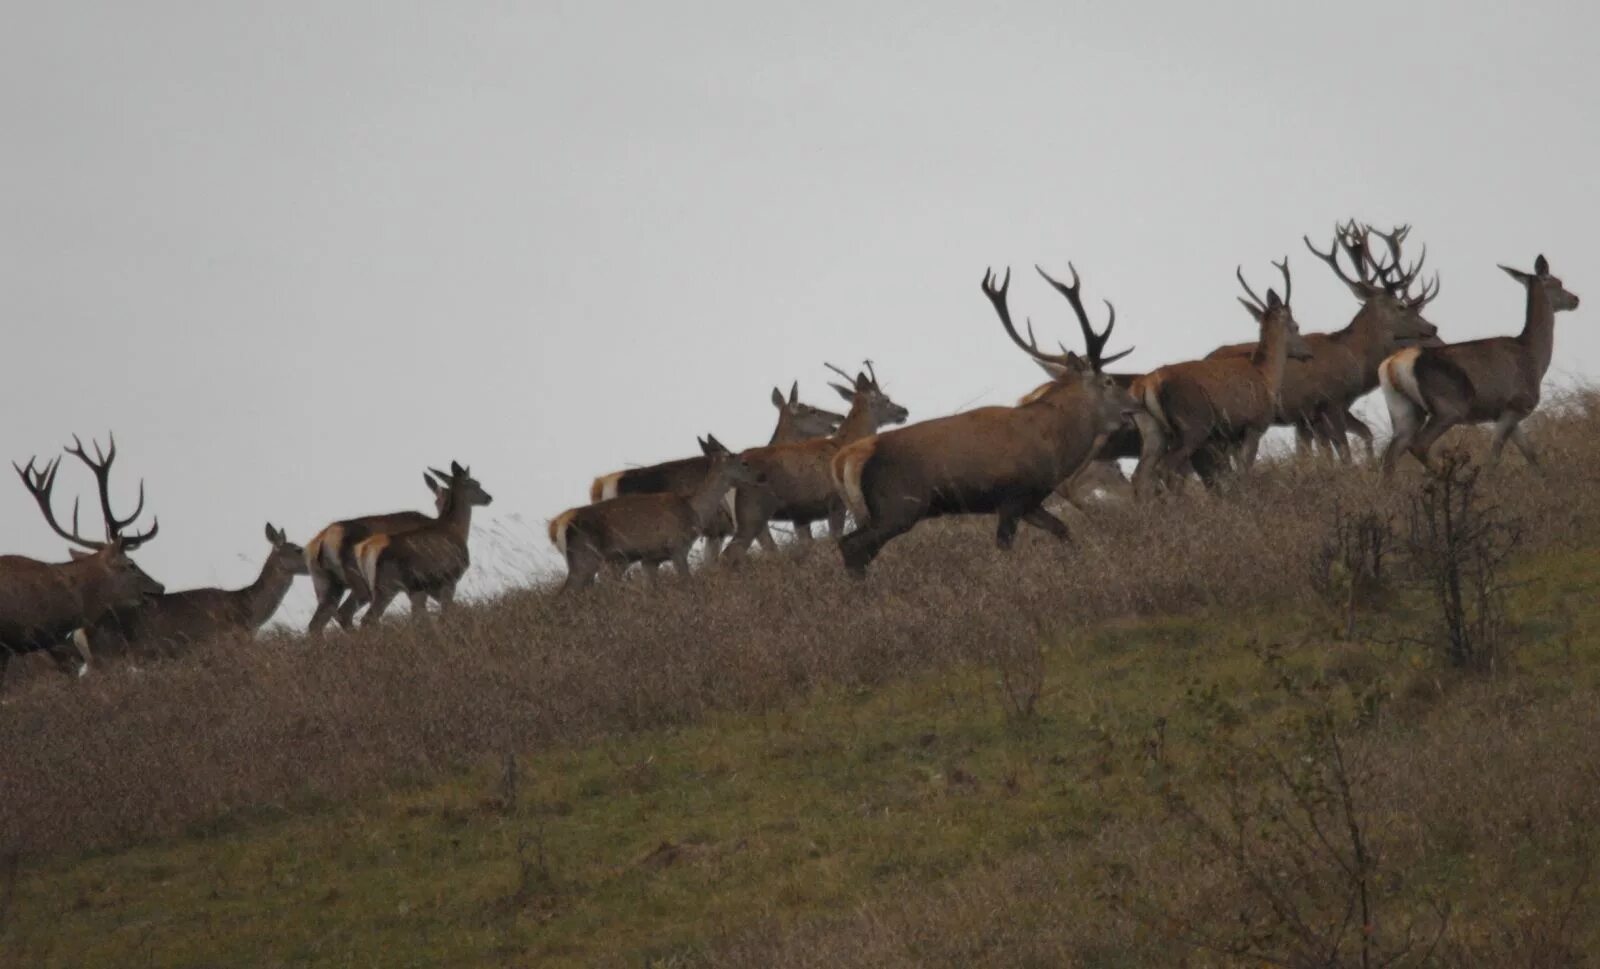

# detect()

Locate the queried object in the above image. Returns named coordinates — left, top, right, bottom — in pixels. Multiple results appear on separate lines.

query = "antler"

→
left=13, top=455, right=109, bottom=550
left=63, top=433, right=158, bottom=548
left=1237, top=258, right=1292, bottom=314
left=983, top=268, right=1078, bottom=373
left=1305, top=226, right=1376, bottom=293
left=1367, top=225, right=1426, bottom=295
left=1035, top=263, right=1133, bottom=371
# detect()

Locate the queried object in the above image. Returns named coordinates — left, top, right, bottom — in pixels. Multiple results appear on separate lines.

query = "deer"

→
left=1, top=434, right=162, bottom=687
left=1130, top=259, right=1316, bottom=497
left=1380, top=254, right=1579, bottom=474
left=79, top=524, right=308, bottom=664
left=587, top=382, right=843, bottom=554
left=832, top=265, right=1140, bottom=577
left=304, top=472, right=450, bottom=634
left=353, top=462, right=493, bottom=625
left=722, top=363, right=909, bottom=559
left=1204, top=223, right=1441, bottom=463
left=551, top=437, right=764, bottom=591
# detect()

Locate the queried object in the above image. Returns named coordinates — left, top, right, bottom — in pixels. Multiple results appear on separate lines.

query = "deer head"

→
left=826, top=362, right=910, bottom=428
left=264, top=523, right=309, bottom=576
left=771, top=382, right=845, bottom=438
left=428, top=462, right=494, bottom=509
left=1501, top=254, right=1580, bottom=311
left=1305, top=222, right=1441, bottom=346
left=698, top=434, right=766, bottom=487
left=1236, top=259, right=1315, bottom=360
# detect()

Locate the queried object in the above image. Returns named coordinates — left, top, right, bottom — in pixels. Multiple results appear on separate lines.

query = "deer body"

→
left=354, top=463, right=492, bottom=625
left=1381, top=255, right=1579, bottom=472
left=84, top=525, right=306, bottom=661
left=834, top=267, right=1137, bottom=576
left=305, top=476, right=448, bottom=633
left=554, top=445, right=761, bottom=590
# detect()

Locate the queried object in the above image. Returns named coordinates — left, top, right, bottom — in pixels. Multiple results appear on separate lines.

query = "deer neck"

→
left=831, top=398, right=878, bottom=446
left=1517, top=282, right=1557, bottom=376
left=242, top=556, right=299, bottom=630
left=440, top=492, right=477, bottom=543
left=768, top=411, right=794, bottom=445
left=67, top=557, right=114, bottom=615
left=1252, top=314, right=1293, bottom=401
left=687, top=467, right=736, bottom=529
left=1334, top=301, right=1391, bottom=371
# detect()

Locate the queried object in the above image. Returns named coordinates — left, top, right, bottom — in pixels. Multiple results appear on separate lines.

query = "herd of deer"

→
left=0, top=221, right=1580, bottom=688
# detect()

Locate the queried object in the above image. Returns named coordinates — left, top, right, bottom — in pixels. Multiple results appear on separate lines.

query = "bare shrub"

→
left=1311, top=502, right=1397, bottom=639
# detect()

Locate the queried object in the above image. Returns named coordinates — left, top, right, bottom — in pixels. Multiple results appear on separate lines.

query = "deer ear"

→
left=424, top=473, right=444, bottom=495
left=1535, top=254, right=1550, bottom=276
left=1034, top=358, right=1071, bottom=380
left=265, top=523, right=278, bottom=544
left=1266, top=289, right=1283, bottom=309
left=830, top=382, right=855, bottom=402
left=1237, top=297, right=1266, bottom=323
left=771, top=387, right=785, bottom=408
left=68, top=548, right=93, bottom=561
left=1499, top=264, right=1532, bottom=284
left=704, top=433, right=729, bottom=455
left=450, top=461, right=465, bottom=477
left=788, top=381, right=799, bottom=405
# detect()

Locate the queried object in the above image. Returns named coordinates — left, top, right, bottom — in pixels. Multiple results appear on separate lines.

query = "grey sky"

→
left=4, top=1, right=1596, bottom=622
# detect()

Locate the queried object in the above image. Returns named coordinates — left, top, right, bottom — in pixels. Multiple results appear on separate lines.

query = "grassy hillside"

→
left=4, top=395, right=1600, bottom=967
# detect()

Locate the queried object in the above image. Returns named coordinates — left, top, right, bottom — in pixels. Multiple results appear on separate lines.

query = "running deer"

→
left=1, top=434, right=162, bottom=686
left=354, top=462, right=493, bottom=625
left=1130, top=259, right=1316, bottom=497
left=551, top=438, right=764, bottom=590
left=1380, top=254, right=1579, bottom=474
left=587, top=382, right=843, bottom=554
left=80, top=524, right=308, bottom=662
left=722, top=363, right=909, bottom=558
left=304, top=473, right=449, bottom=634
left=832, top=265, right=1139, bottom=576
left=1206, top=223, right=1440, bottom=462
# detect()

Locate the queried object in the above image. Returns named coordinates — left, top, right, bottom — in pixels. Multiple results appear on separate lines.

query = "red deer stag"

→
left=1380, top=254, right=1579, bottom=474
left=1206, top=223, right=1440, bottom=462
left=1130, top=259, right=1315, bottom=496
left=551, top=437, right=763, bottom=590
left=304, top=473, right=449, bottom=634
left=832, top=265, right=1140, bottom=576
left=354, top=462, right=492, bottom=625
left=1, top=434, right=162, bottom=686
left=588, top=383, right=842, bottom=554
left=80, top=524, right=308, bottom=663
left=722, top=364, right=909, bottom=558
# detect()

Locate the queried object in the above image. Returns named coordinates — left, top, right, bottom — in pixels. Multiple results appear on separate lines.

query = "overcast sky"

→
left=3, top=0, right=1595, bottom=623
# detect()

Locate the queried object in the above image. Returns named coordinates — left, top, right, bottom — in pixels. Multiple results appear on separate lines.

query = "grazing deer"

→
left=1206, top=223, right=1441, bottom=463
left=1, top=435, right=162, bottom=686
left=551, top=438, right=764, bottom=590
left=587, top=383, right=842, bottom=553
left=1131, top=259, right=1315, bottom=496
left=832, top=265, right=1139, bottom=576
left=354, top=462, right=493, bottom=625
left=1381, top=254, right=1579, bottom=474
left=723, top=363, right=909, bottom=558
left=304, top=473, right=449, bottom=634
left=81, top=525, right=308, bottom=663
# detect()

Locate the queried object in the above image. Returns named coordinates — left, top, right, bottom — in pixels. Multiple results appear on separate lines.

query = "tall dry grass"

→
left=4, top=391, right=1600, bottom=858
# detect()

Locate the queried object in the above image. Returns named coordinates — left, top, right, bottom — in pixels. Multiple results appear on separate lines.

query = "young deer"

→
left=354, top=462, right=493, bottom=625
left=832, top=265, right=1139, bottom=576
left=82, top=524, right=308, bottom=662
left=723, top=364, right=909, bottom=558
left=551, top=438, right=764, bottom=591
left=304, top=472, right=449, bottom=634
left=587, top=383, right=842, bottom=555
left=1131, top=259, right=1315, bottom=497
left=1, top=434, right=162, bottom=686
left=1207, top=223, right=1440, bottom=462
left=1381, top=254, right=1579, bottom=474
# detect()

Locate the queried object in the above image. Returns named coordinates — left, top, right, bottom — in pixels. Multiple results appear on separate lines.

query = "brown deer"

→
left=1380, top=254, right=1579, bottom=474
left=80, top=524, right=308, bottom=663
left=1, top=435, right=162, bottom=686
left=832, top=265, right=1139, bottom=576
left=587, top=382, right=842, bottom=554
left=304, top=473, right=449, bottom=634
left=354, top=462, right=493, bottom=625
left=1130, top=259, right=1315, bottom=496
left=722, top=364, right=909, bottom=558
left=551, top=438, right=764, bottom=590
left=1205, top=223, right=1440, bottom=462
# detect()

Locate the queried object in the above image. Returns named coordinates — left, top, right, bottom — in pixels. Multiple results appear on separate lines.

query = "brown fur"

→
left=355, top=463, right=492, bottom=625
left=305, top=475, right=448, bottom=634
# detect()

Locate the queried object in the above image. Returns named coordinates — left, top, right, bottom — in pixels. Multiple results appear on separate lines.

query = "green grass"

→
left=7, top=547, right=1600, bottom=968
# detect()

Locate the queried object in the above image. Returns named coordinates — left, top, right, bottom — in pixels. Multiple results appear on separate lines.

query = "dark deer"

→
left=833, top=265, right=1139, bottom=576
left=1131, top=259, right=1315, bottom=496
left=0, top=435, right=161, bottom=686
left=354, top=462, right=492, bottom=624
left=551, top=438, right=764, bottom=590
left=81, top=524, right=308, bottom=663
left=1381, top=254, right=1579, bottom=473
left=722, top=364, right=909, bottom=558
left=1206, top=223, right=1440, bottom=461
left=304, top=473, right=449, bottom=634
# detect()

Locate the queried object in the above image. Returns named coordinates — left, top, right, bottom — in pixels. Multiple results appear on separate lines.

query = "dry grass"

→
left=5, top=391, right=1600, bottom=863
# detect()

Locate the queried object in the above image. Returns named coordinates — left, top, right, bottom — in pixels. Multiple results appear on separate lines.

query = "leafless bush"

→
left=1403, top=451, right=1522, bottom=672
left=1312, top=502, right=1397, bottom=638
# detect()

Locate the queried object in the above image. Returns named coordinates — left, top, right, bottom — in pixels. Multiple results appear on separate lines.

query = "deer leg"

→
left=840, top=523, right=899, bottom=578
left=722, top=492, right=771, bottom=561
left=407, top=591, right=430, bottom=620
left=995, top=502, right=1028, bottom=550
left=1238, top=429, right=1264, bottom=469
left=1021, top=506, right=1072, bottom=542
left=1131, top=413, right=1167, bottom=501
left=1319, top=408, right=1355, bottom=464
left=1293, top=420, right=1315, bottom=455
left=308, top=575, right=347, bottom=635
left=1343, top=412, right=1374, bottom=462
left=1509, top=424, right=1541, bottom=469
left=562, top=548, right=599, bottom=592
left=1408, top=411, right=1463, bottom=470
left=363, top=582, right=399, bottom=626
left=791, top=519, right=814, bottom=543
left=435, top=585, right=457, bottom=611
left=1488, top=411, right=1528, bottom=466
left=672, top=546, right=693, bottom=577
left=1382, top=397, right=1426, bottom=477
left=825, top=507, right=848, bottom=540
